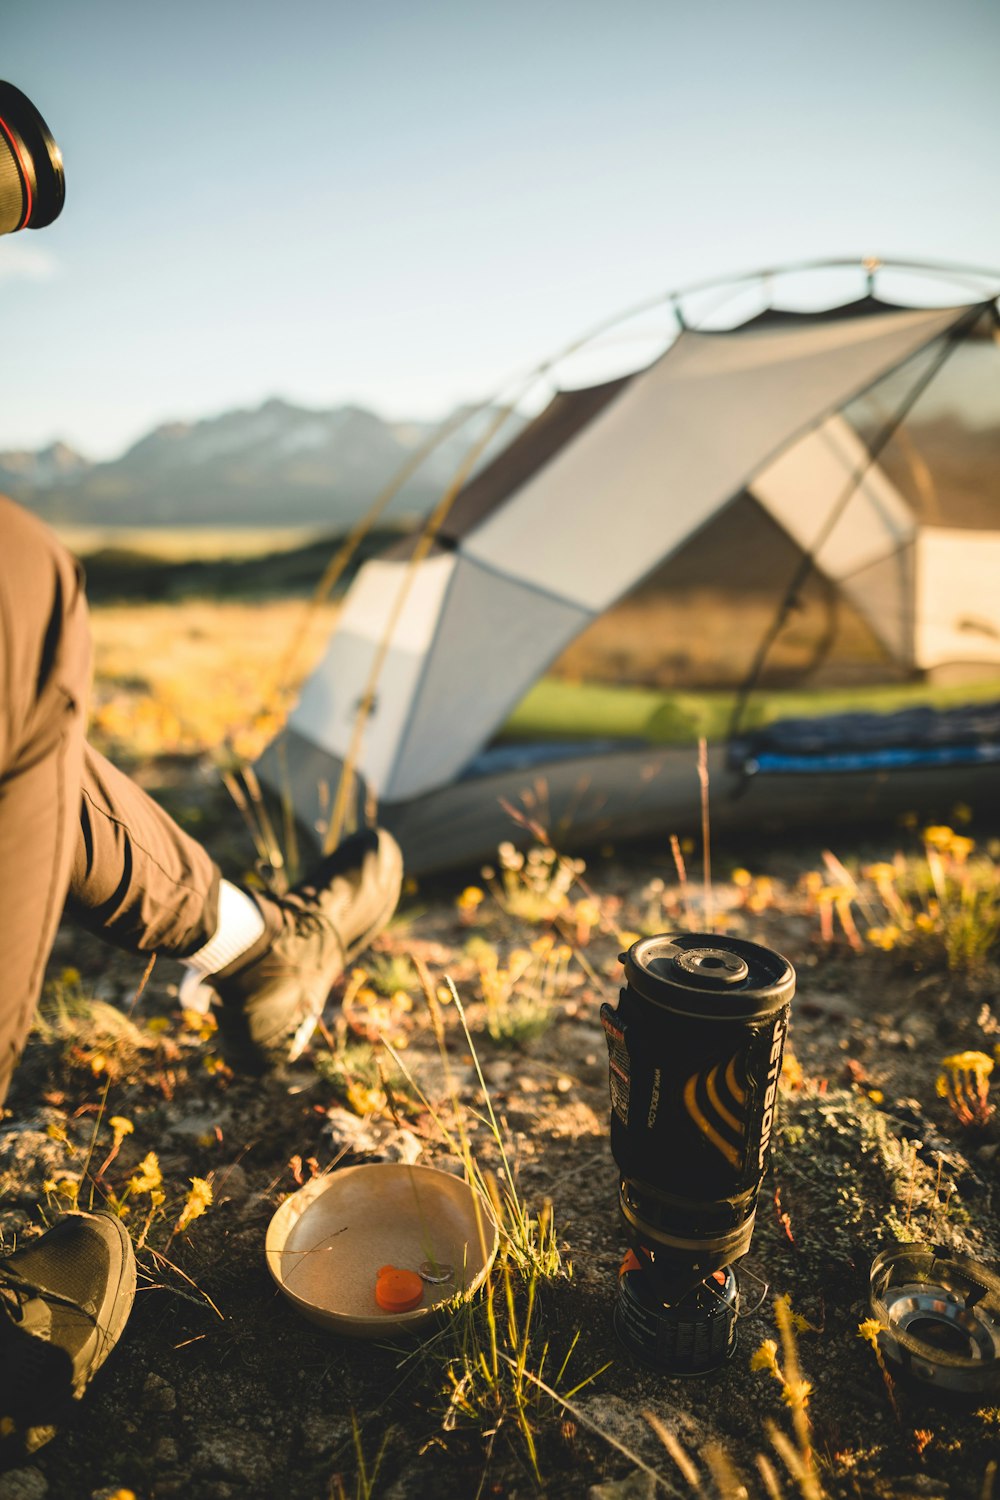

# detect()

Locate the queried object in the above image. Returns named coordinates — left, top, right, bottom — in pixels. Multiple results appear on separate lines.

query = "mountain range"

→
left=0, top=398, right=527, bottom=531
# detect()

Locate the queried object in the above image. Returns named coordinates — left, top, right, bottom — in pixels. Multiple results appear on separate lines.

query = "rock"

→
left=165, top=1105, right=233, bottom=1144
left=299, top=1411, right=350, bottom=1457
left=192, top=1427, right=275, bottom=1485
left=0, top=1470, right=48, bottom=1500
left=236, top=1191, right=278, bottom=1224
left=142, top=1372, right=177, bottom=1413
left=589, top=1472, right=660, bottom=1500
left=324, top=1109, right=422, bottom=1164
left=0, top=1111, right=89, bottom=1204
left=377, top=1128, right=423, bottom=1164
left=574, top=1393, right=707, bottom=1475
left=324, top=1108, right=382, bottom=1155
left=214, top=1163, right=251, bottom=1203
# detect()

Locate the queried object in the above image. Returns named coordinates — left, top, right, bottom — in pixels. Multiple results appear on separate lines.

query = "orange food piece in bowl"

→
left=375, top=1264, right=424, bottom=1313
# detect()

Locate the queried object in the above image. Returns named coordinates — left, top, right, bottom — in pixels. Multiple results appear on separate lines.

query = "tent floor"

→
left=257, top=730, right=1000, bottom=875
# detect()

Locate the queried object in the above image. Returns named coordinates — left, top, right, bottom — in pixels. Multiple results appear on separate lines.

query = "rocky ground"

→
left=1, top=751, right=999, bottom=1500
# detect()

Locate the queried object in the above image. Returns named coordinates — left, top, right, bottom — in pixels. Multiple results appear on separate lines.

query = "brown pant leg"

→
left=0, top=499, right=91, bottom=1103
left=0, top=499, right=221, bottom=1105
left=68, top=744, right=220, bottom=957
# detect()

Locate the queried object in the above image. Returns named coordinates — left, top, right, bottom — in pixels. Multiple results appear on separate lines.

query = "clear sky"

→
left=3, top=0, right=999, bottom=458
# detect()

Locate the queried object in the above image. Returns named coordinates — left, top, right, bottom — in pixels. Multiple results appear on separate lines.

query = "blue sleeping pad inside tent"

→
left=729, top=699, right=1000, bottom=776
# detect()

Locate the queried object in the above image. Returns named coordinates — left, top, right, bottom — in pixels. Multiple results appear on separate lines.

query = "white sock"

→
left=179, top=880, right=267, bottom=1013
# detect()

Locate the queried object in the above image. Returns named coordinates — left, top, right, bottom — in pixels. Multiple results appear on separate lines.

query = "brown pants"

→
left=0, top=498, right=221, bottom=1105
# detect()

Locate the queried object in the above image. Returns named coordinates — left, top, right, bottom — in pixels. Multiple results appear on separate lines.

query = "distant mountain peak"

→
left=0, top=396, right=527, bottom=529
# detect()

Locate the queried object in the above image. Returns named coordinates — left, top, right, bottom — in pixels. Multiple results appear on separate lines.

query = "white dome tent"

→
left=256, top=260, right=1000, bottom=871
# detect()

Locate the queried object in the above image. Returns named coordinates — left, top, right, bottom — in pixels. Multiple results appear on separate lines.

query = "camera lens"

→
left=0, top=82, right=65, bottom=236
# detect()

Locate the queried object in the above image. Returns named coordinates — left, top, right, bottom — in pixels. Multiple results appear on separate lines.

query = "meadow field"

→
left=2, top=577, right=999, bottom=1500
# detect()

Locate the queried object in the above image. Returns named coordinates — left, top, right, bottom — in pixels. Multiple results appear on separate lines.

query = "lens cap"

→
left=0, top=81, right=65, bottom=233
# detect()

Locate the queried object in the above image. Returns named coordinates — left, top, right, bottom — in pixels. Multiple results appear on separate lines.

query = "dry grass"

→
left=87, top=597, right=340, bottom=763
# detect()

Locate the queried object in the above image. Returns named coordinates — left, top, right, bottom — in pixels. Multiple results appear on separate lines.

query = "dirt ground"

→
left=2, top=737, right=999, bottom=1500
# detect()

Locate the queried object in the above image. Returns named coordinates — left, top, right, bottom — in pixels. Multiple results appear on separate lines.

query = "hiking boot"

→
left=208, top=827, right=403, bottom=1070
left=0, top=1211, right=136, bottom=1460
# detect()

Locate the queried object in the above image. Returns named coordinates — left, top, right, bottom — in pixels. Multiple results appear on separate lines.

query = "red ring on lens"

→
left=0, top=112, right=32, bottom=228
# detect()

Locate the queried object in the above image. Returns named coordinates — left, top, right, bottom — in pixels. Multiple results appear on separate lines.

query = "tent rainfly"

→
left=257, top=266, right=1000, bottom=871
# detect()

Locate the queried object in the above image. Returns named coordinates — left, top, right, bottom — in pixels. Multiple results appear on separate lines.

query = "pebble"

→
left=142, top=1372, right=177, bottom=1413
left=588, top=1473, right=659, bottom=1500
left=0, top=1470, right=47, bottom=1500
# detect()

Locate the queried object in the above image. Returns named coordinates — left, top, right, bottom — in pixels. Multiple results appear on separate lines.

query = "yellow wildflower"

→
left=145, top=1016, right=170, bottom=1035
left=866, top=926, right=900, bottom=952
left=456, top=886, right=485, bottom=912
left=782, top=1379, right=813, bottom=1408
left=922, top=825, right=955, bottom=852
left=857, top=1318, right=883, bottom=1347
left=128, top=1151, right=162, bottom=1196
left=59, top=967, right=81, bottom=987
left=109, top=1116, right=134, bottom=1146
left=750, top=1339, right=780, bottom=1374
left=175, top=1177, right=213, bottom=1233
left=44, top=1176, right=80, bottom=1206
left=731, top=867, right=753, bottom=888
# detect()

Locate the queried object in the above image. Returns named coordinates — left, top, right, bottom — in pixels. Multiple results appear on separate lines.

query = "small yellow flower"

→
left=175, top=1177, right=213, bottom=1233
left=750, top=1338, right=779, bottom=1374
left=782, top=1379, right=813, bottom=1408
left=145, top=1016, right=171, bottom=1035
left=923, top=825, right=955, bottom=851
left=128, top=1151, right=163, bottom=1196
left=857, top=1317, right=883, bottom=1347
left=0, top=1416, right=15, bottom=1438
left=731, top=867, right=753, bottom=888
left=456, top=886, right=485, bottom=912
left=942, top=1049, right=994, bottom=1077
left=863, top=862, right=897, bottom=884
left=44, top=1176, right=80, bottom=1206
left=109, top=1116, right=134, bottom=1146
left=60, top=967, right=81, bottom=987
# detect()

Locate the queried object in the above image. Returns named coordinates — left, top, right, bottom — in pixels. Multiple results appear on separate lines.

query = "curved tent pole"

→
left=261, top=255, right=1000, bottom=712
left=246, top=259, right=1000, bottom=822
left=725, top=301, right=987, bottom=745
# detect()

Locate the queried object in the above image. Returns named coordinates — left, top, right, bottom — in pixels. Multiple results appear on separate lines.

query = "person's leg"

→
left=0, top=498, right=91, bottom=1107
left=69, top=742, right=221, bottom=957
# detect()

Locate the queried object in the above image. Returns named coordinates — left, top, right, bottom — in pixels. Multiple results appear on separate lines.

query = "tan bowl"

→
left=265, top=1161, right=499, bottom=1337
